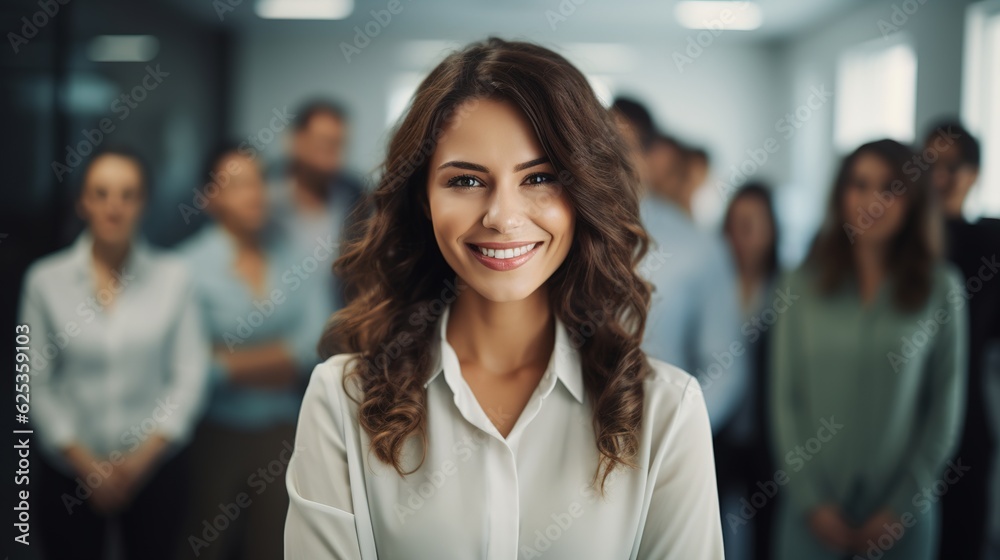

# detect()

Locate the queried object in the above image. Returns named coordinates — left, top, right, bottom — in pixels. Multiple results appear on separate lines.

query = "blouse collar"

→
left=423, top=301, right=586, bottom=404
left=70, top=227, right=153, bottom=284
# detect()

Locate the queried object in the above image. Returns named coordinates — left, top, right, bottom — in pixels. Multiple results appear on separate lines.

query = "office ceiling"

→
left=161, top=0, right=869, bottom=43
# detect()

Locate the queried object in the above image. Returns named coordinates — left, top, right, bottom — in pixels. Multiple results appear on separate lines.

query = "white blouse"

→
left=284, top=301, right=724, bottom=559
left=17, top=229, right=210, bottom=472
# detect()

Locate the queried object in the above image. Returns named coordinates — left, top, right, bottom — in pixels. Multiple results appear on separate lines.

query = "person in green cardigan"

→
left=769, top=139, right=968, bottom=560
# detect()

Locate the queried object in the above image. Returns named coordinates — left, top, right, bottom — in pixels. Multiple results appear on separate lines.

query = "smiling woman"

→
left=283, top=37, right=724, bottom=559
left=426, top=98, right=575, bottom=296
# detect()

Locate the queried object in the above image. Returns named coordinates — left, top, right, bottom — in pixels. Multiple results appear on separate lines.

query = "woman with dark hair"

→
left=284, top=38, right=724, bottom=559
left=724, top=183, right=780, bottom=313
left=18, top=147, right=210, bottom=560
left=769, top=139, right=967, bottom=560
left=718, top=183, right=781, bottom=560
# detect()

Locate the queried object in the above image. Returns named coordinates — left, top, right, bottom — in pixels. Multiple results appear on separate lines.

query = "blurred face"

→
left=726, top=195, right=773, bottom=270
left=207, top=152, right=267, bottom=234
left=78, top=154, right=146, bottom=246
left=926, top=139, right=978, bottom=216
left=613, top=113, right=648, bottom=187
left=292, top=112, right=346, bottom=177
left=841, top=152, right=908, bottom=246
left=427, top=98, right=576, bottom=302
left=684, top=154, right=708, bottom=195
left=646, top=140, right=684, bottom=198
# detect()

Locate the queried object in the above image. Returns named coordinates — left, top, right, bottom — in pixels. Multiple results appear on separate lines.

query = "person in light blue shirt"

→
left=174, top=143, right=333, bottom=560
left=19, top=148, right=210, bottom=560
left=611, top=98, right=748, bottom=435
left=639, top=193, right=748, bottom=433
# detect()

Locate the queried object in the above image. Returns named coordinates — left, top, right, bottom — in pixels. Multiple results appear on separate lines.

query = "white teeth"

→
left=474, top=243, right=537, bottom=259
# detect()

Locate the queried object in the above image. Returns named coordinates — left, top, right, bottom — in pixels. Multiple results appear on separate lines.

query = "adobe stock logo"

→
left=544, top=0, right=588, bottom=31
left=877, top=0, right=929, bottom=39
left=7, top=0, right=70, bottom=54
left=339, top=0, right=412, bottom=63
left=51, top=65, right=170, bottom=183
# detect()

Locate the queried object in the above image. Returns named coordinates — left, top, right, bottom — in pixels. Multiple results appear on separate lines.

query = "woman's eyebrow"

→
left=437, top=156, right=550, bottom=173
left=438, top=160, right=489, bottom=172
left=513, top=156, right=549, bottom=172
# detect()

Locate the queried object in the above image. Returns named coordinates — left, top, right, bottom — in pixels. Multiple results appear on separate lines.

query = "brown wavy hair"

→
left=319, top=37, right=653, bottom=492
left=806, top=139, right=941, bottom=311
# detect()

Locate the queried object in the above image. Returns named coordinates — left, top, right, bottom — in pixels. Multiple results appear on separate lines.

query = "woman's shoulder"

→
left=295, top=353, right=368, bottom=444
left=23, top=245, right=76, bottom=288
left=643, top=357, right=700, bottom=398
left=305, top=352, right=368, bottom=407
left=145, top=245, right=191, bottom=278
left=136, top=246, right=200, bottom=299
left=642, top=357, right=708, bottom=428
left=173, top=224, right=224, bottom=263
left=640, top=357, right=714, bottom=463
left=776, top=263, right=815, bottom=292
left=312, top=352, right=363, bottom=377
left=931, top=260, right=965, bottom=293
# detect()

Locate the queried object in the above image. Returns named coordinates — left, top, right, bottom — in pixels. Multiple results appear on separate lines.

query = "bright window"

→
left=962, top=1, right=1000, bottom=217
left=834, top=37, right=917, bottom=153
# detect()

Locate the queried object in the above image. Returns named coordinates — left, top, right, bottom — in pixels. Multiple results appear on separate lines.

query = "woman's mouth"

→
left=465, top=241, right=542, bottom=271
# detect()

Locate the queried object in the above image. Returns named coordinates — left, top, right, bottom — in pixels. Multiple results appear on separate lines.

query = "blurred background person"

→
left=674, top=145, right=711, bottom=219
left=719, top=182, right=782, bottom=560
left=18, top=147, right=210, bottom=560
left=610, top=95, right=656, bottom=197
left=923, top=120, right=1000, bottom=560
left=268, top=99, right=367, bottom=311
left=640, top=133, right=712, bottom=222
left=770, top=139, right=967, bottom=560
left=612, top=96, right=748, bottom=437
left=725, top=183, right=781, bottom=314
left=645, top=133, right=688, bottom=205
left=175, top=144, right=333, bottom=560
left=617, top=95, right=747, bottom=557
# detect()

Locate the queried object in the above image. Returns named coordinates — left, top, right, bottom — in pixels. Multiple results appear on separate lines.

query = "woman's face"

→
left=726, top=195, right=773, bottom=270
left=841, top=152, right=908, bottom=247
left=426, top=98, right=576, bottom=302
left=78, top=154, right=146, bottom=246
left=208, top=152, right=268, bottom=235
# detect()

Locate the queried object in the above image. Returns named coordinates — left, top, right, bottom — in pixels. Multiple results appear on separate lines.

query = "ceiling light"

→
left=675, top=1, right=762, bottom=31
left=255, top=0, right=353, bottom=20
left=86, top=35, right=158, bottom=62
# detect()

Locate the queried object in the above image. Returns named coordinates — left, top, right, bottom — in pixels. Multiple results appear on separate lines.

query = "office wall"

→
left=775, top=0, right=977, bottom=263
left=228, top=0, right=979, bottom=265
left=229, top=28, right=783, bottom=226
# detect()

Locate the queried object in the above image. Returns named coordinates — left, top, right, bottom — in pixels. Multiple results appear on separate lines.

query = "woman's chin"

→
left=462, top=278, right=541, bottom=304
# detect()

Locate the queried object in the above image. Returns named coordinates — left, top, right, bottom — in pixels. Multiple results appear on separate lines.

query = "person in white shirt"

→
left=18, top=148, right=210, bottom=560
left=284, top=37, right=724, bottom=560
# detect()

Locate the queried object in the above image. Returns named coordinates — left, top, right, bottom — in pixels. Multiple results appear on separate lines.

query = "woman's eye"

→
left=447, top=175, right=482, bottom=189
left=524, top=173, right=556, bottom=185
